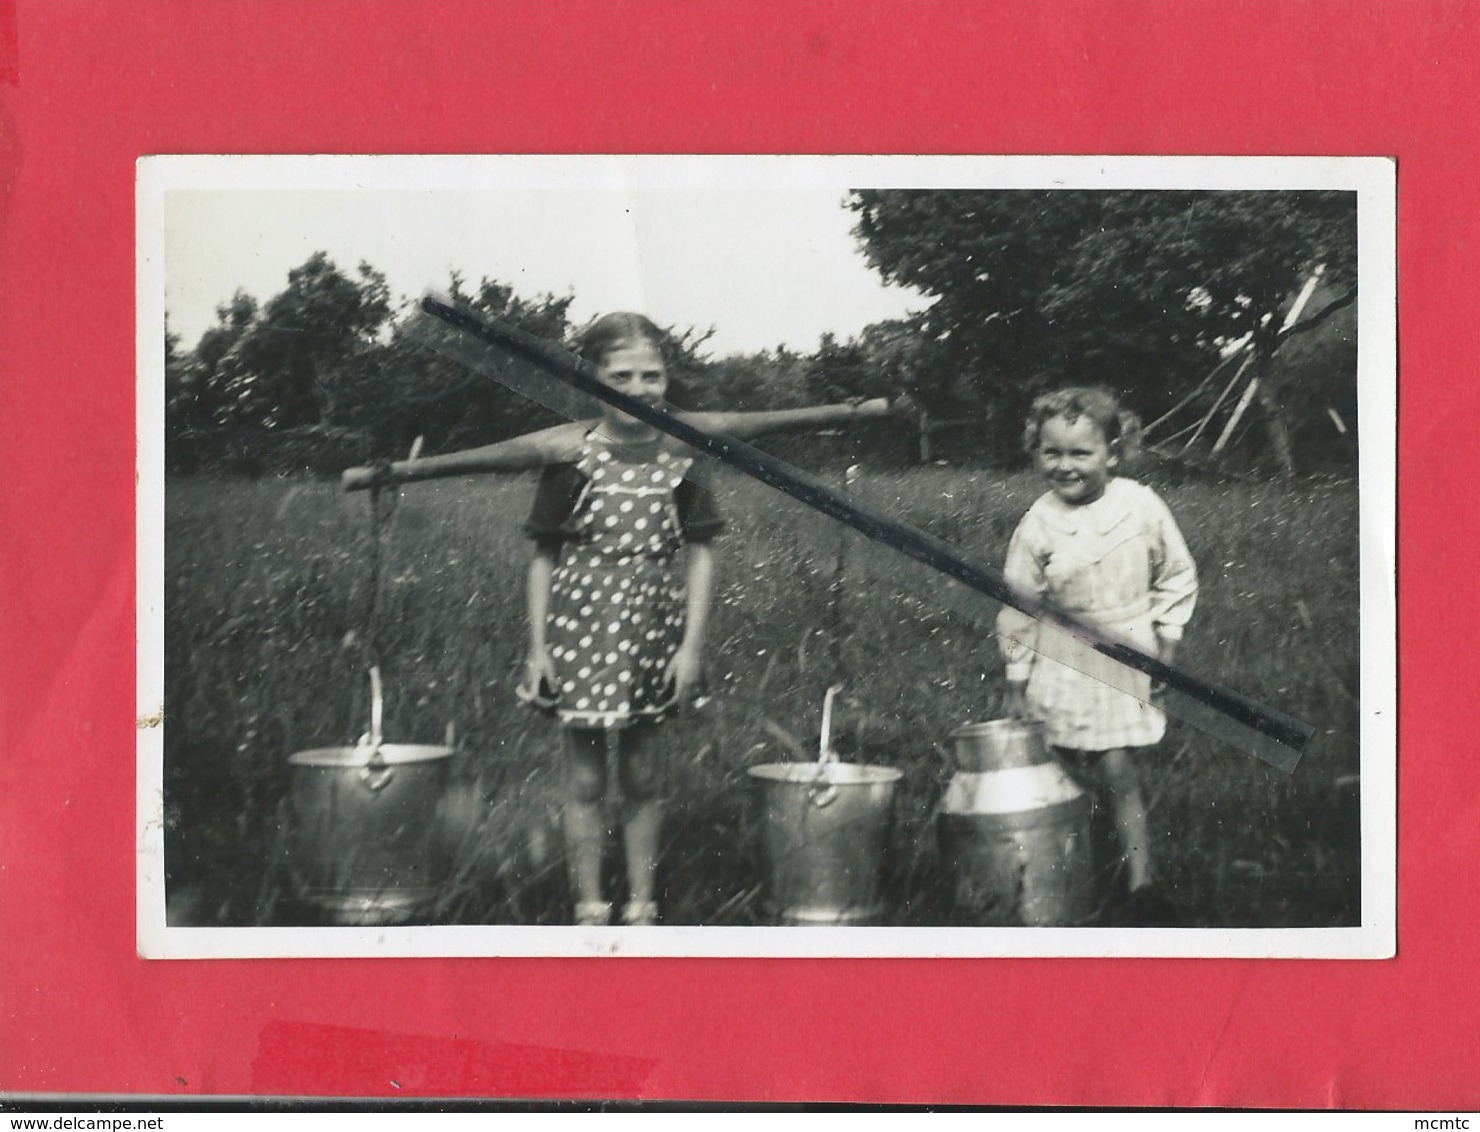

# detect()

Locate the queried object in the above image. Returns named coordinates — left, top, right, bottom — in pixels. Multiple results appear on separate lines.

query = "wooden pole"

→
left=1155, top=416, right=1214, bottom=448
left=1141, top=348, right=1238, bottom=439
left=343, top=401, right=892, bottom=491
left=1183, top=352, right=1253, bottom=453
left=1211, top=266, right=1327, bottom=458
left=1211, top=372, right=1262, bottom=455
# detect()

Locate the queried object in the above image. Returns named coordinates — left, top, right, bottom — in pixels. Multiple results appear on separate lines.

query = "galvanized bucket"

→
left=748, top=761, right=903, bottom=925
left=747, top=687, right=902, bottom=925
left=283, top=668, right=454, bottom=925
left=937, top=719, right=1093, bottom=926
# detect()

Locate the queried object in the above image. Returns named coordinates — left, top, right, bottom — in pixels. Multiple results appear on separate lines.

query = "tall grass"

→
left=163, top=465, right=1361, bottom=928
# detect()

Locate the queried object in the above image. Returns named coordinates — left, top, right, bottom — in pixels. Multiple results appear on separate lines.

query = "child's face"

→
left=595, top=339, right=668, bottom=429
left=1035, top=413, right=1118, bottom=505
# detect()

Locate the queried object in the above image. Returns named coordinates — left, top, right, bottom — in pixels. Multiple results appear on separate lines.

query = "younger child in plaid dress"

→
left=998, top=387, right=1198, bottom=920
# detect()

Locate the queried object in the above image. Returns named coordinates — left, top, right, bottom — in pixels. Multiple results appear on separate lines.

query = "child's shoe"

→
left=621, top=900, right=659, bottom=927
left=574, top=900, right=612, bottom=926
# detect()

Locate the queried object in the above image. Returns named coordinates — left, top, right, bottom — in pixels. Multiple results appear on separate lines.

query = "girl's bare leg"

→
left=616, top=721, right=664, bottom=916
left=1100, top=748, right=1153, bottom=891
left=563, top=728, right=609, bottom=913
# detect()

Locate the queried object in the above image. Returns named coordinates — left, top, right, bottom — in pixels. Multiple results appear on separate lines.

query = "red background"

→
left=0, top=0, right=1471, bottom=1107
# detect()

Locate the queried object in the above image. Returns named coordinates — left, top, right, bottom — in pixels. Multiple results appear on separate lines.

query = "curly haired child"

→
left=998, top=387, right=1198, bottom=923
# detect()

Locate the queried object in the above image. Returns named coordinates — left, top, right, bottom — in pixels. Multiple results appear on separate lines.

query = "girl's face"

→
left=1035, top=412, right=1118, bottom=505
left=595, top=338, right=669, bottom=430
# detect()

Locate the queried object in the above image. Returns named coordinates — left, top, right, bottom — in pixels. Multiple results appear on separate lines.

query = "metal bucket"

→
left=284, top=742, right=454, bottom=924
left=748, top=761, right=903, bottom=925
left=282, top=669, right=454, bottom=925
left=937, top=720, right=1093, bottom=926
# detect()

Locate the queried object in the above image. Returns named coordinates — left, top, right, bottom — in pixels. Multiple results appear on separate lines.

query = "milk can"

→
left=937, top=719, right=1093, bottom=926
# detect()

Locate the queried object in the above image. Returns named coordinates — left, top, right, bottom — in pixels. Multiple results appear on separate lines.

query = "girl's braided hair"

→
left=1021, top=386, right=1143, bottom=466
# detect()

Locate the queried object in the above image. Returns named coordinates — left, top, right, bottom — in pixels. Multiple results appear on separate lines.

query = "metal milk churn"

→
left=937, top=719, right=1093, bottom=926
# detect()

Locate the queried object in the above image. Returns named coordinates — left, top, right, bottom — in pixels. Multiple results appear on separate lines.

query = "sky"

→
left=157, top=154, right=1380, bottom=359
left=164, top=183, right=925, bottom=357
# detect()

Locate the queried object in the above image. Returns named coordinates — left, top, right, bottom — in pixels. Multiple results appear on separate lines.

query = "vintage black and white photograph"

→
left=137, top=155, right=1394, bottom=958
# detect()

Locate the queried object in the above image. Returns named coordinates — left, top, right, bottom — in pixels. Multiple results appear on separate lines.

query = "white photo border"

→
left=137, top=154, right=1396, bottom=959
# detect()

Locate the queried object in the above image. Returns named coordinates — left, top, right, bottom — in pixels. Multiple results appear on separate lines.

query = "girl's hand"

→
left=1003, top=680, right=1030, bottom=721
left=852, top=397, right=892, bottom=419
left=662, top=645, right=704, bottom=708
left=519, top=646, right=559, bottom=706
left=1151, top=637, right=1178, bottom=696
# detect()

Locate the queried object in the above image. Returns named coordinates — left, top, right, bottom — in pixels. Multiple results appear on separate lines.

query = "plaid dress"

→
left=997, top=478, right=1198, bottom=750
left=525, top=432, right=722, bottom=729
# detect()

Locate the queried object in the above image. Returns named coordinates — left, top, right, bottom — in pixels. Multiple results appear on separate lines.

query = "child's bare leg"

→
left=1100, top=748, right=1153, bottom=892
left=563, top=727, right=609, bottom=914
left=616, top=721, right=664, bottom=919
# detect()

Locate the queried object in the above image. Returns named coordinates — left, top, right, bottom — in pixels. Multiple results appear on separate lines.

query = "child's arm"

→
left=680, top=399, right=892, bottom=442
left=665, top=543, right=715, bottom=706
left=343, top=422, right=589, bottom=491
left=1147, top=493, right=1198, bottom=684
left=1147, top=496, right=1198, bottom=648
left=997, top=514, right=1047, bottom=715
left=523, top=549, right=559, bottom=699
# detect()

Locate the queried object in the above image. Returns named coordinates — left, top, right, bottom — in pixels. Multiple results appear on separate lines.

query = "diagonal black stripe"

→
left=422, top=295, right=1312, bottom=771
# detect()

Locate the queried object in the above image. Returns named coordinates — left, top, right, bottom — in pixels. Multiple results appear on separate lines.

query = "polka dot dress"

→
left=545, top=436, right=692, bottom=729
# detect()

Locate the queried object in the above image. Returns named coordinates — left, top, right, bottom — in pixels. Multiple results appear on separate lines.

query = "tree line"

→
left=166, top=189, right=1357, bottom=477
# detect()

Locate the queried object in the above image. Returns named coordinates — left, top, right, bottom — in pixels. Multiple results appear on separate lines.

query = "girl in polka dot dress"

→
left=341, top=312, right=893, bottom=927
left=520, top=313, right=896, bottom=927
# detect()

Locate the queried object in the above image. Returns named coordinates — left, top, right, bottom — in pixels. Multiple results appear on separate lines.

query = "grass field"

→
left=162, top=462, right=1362, bottom=929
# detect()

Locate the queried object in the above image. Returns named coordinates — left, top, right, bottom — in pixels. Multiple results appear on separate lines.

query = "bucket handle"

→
left=358, top=758, right=395, bottom=793
left=809, top=779, right=839, bottom=809
left=368, top=665, right=384, bottom=748
left=809, top=684, right=843, bottom=807
left=357, top=666, right=394, bottom=792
